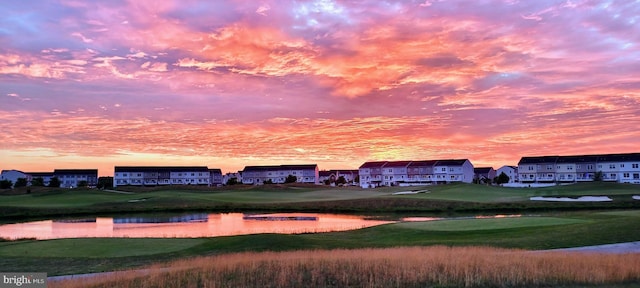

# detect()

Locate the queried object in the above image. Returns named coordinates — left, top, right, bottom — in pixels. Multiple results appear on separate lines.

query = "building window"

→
left=610, top=174, right=616, bottom=178
left=633, top=164, right=639, bottom=169
left=623, top=173, right=630, bottom=178
left=441, top=168, right=446, bottom=172
left=547, top=165, right=553, bottom=170
left=577, top=165, right=581, bottom=169
left=389, top=169, right=392, bottom=172
left=634, top=173, right=639, bottom=179
left=528, top=166, right=533, bottom=171
left=588, top=165, right=593, bottom=169
left=598, top=165, right=602, bottom=169
left=609, top=164, right=615, bottom=169
left=621, top=164, right=625, bottom=168
left=137, top=173, right=141, bottom=177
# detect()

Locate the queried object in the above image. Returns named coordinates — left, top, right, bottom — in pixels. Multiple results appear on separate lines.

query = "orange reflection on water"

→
left=0, top=213, right=394, bottom=240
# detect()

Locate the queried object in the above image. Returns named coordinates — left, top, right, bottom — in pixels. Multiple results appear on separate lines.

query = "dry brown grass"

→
left=51, top=246, right=640, bottom=288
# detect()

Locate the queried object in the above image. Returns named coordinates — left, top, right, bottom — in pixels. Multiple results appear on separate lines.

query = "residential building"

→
left=434, top=159, right=475, bottom=184
left=54, top=169, right=98, bottom=188
left=474, top=167, right=496, bottom=183
left=318, top=170, right=359, bottom=185
left=114, top=166, right=213, bottom=187
left=241, top=164, right=319, bottom=185
left=1, top=169, right=96, bottom=188
left=518, top=153, right=640, bottom=184
left=495, top=165, right=518, bottom=183
left=209, top=169, right=223, bottom=186
left=0, top=170, right=28, bottom=188
left=358, top=161, right=387, bottom=188
left=222, top=172, right=242, bottom=185
left=359, top=159, right=474, bottom=188
left=27, top=172, right=55, bottom=186
left=407, top=160, right=438, bottom=184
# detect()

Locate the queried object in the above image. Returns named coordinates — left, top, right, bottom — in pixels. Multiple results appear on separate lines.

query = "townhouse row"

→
left=3, top=152, right=639, bottom=189
left=0, top=169, right=98, bottom=188
left=241, top=165, right=319, bottom=185
left=358, top=159, right=474, bottom=188
left=518, top=153, right=640, bottom=184
left=113, top=166, right=223, bottom=187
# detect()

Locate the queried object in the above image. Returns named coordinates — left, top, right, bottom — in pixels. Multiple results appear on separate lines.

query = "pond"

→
left=0, top=213, right=395, bottom=240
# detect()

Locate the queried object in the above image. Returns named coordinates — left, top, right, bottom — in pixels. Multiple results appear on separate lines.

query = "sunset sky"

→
left=1, top=0, right=639, bottom=176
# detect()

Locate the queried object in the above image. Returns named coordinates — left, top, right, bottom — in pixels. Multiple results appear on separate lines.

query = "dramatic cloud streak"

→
left=1, top=0, right=639, bottom=175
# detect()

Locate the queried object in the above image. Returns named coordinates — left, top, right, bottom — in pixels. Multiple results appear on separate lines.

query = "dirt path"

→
left=542, top=241, right=640, bottom=254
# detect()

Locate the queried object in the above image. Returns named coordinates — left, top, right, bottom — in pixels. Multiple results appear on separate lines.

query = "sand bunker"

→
left=392, top=190, right=429, bottom=195
left=530, top=196, right=612, bottom=202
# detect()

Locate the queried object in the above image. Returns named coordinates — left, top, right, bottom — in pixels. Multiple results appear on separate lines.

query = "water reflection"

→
left=401, top=214, right=522, bottom=222
left=0, top=213, right=394, bottom=240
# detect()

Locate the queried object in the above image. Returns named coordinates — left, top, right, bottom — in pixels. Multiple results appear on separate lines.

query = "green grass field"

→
left=0, top=182, right=638, bottom=277
left=1, top=182, right=638, bottom=213
left=0, top=210, right=638, bottom=276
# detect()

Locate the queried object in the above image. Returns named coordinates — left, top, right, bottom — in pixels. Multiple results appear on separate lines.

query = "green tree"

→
left=48, top=177, right=61, bottom=188
left=593, top=171, right=603, bottom=182
left=31, top=177, right=44, bottom=187
left=285, top=175, right=297, bottom=184
left=354, top=175, right=359, bottom=184
left=0, top=180, right=12, bottom=189
left=226, top=177, right=238, bottom=185
left=263, top=179, right=273, bottom=185
left=78, top=180, right=88, bottom=188
left=14, top=178, right=28, bottom=188
left=336, top=176, right=347, bottom=185
left=496, top=172, right=510, bottom=184
left=97, top=177, right=113, bottom=189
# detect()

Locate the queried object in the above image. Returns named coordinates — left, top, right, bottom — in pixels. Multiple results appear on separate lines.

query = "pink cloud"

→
left=1, top=0, right=639, bottom=173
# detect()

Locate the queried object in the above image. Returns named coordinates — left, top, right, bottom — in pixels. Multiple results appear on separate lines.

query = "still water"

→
left=0, top=213, right=395, bottom=240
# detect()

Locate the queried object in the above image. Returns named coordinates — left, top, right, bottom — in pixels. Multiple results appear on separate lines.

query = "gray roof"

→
left=54, top=169, right=98, bottom=175
left=242, top=164, right=317, bottom=172
left=434, top=159, right=469, bottom=166
left=114, top=166, right=209, bottom=173
left=519, top=153, right=640, bottom=165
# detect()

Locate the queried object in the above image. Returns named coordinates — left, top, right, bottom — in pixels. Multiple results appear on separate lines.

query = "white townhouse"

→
left=358, top=161, right=387, bottom=188
left=114, top=166, right=215, bottom=187
left=433, top=159, right=475, bottom=184
left=518, top=153, right=640, bottom=184
left=241, top=164, right=319, bottom=185
left=0, top=169, right=95, bottom=188
left=381, top=161, right=412, bottom=186
left=518, top=156, right=559, bottom=183
left=359, top=159, right=474, bottom=188
left=495, top=165, right=519, bottom=183
left=55, top=169, right=98, bottom=188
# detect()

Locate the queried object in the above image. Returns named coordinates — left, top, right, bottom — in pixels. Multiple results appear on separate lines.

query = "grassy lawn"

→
left=0, top=209, right=638, bottom=276
left=0, top=182, right=638, bottom=277
left=0, top=238, right=205, bottom=258
left=0, top=182, right=637, bottom=221
left=393, top=216, right=587, bottom=231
